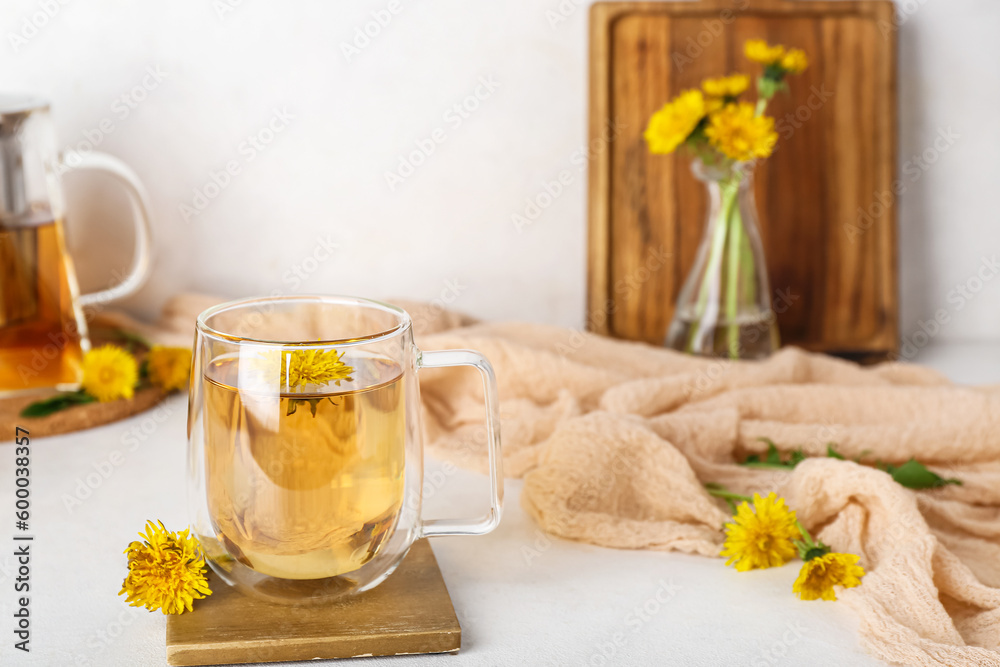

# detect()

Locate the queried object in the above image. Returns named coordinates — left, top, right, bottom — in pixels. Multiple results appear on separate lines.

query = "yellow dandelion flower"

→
left=704, top=96, right=725, bottom=114
left=119, top=520, right=212, bottom=615
left=745, top=39, right=786, bottom=65
left=82, top=345, right=139, bottom=402
left=705, top=102, right=778, bottom=162
left=702, top=73, right=750, bottom=98
left=245, top=347, right=354, bottom=394
left=147, top=346, right=192, bottom=393
left=282, top=348, right=354, bottom=390
left=780, top=49, right=809, bottom=74
left=644, top=89, right=708, bottom=155
left=721, top=492, right=799, bottom=571
left=793, top=552, right=865, bottom=601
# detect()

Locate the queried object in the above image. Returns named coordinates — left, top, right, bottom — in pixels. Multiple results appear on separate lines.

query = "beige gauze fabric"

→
left=144, top=295, right=1000, bottom=667
left=413, top=320, right=1000, bottom=667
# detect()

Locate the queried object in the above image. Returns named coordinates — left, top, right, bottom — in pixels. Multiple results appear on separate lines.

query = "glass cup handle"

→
left=417, top=349, right=504, bottom=538
left=59, top=151, right=154, bottom=307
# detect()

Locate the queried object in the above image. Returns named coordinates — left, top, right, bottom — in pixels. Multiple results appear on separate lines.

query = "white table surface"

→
left=1, top=343, right=990, bottom=667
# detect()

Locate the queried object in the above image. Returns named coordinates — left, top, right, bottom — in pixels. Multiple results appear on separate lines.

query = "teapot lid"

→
left=0, top=95, right=50, bottom=219
left=0, top=95, right=49, bottom=126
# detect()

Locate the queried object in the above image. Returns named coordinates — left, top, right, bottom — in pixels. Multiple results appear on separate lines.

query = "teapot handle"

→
left=59, top=151, right=153, bottom=307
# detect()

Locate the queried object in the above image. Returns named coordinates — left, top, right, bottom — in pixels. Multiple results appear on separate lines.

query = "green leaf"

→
left=307, top=398, right=322, bottom=417
left=739, top=438, right=805, bottom=470
left=119, top=330, right=152, bottom=350
left=756, top=438, right=781, bottom=464
left=826, top=444, right=846, bottom=460
left=757, top=73, right=787, bottom=100
left=764, top=442, right=784, bottom=465
left=750, top=438, right=963, bottom=490
left=884, top=459, right=962, bottom=490
left=114, top=328, right=152, bottom=352
left=88, top=327, right=152, bottom=353
left=20, top=391, right=96, bottom=418
left=285, top=396, right=337, bottom=418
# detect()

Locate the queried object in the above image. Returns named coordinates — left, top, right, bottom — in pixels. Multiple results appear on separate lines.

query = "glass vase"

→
left=665, top=159, right=780, bottom=359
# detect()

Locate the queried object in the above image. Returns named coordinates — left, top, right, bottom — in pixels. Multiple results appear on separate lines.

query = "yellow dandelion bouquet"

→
left=20, top=338, right=192, bottom=417
left=712, top=491, right=865, bottom=602
left=646, top=40, right=808, bottom=360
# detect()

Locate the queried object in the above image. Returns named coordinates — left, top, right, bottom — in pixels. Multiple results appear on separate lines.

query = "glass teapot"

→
left=0, top=95, right=152, bottom=395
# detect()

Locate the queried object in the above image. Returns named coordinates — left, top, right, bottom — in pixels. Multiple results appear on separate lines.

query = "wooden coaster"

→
left=166, top=540, right=461, bottom=666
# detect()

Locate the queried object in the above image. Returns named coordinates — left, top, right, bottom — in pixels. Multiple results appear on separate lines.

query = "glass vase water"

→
left=665, top=159, right=780, bottom=359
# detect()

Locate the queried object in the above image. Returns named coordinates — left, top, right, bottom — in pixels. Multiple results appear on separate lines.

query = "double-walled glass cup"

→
left=187, top=295, right=503, bottom=603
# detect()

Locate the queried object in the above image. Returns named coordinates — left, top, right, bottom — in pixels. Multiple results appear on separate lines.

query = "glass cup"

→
left=187, top=295, right=503, bottom=603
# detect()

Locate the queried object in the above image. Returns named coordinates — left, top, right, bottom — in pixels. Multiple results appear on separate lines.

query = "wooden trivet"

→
left=166, top=539, right=461, bottom=666
left=0, top=329, right=167, bottom=441
left=0, top=384, right=167, bottom=441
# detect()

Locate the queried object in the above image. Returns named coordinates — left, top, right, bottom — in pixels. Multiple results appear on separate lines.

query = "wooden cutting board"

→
left=587, top=0, right=898, bottom=361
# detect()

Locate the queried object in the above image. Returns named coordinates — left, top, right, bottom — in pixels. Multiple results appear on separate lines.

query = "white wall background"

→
left=2, top=0, right=998, bottom=345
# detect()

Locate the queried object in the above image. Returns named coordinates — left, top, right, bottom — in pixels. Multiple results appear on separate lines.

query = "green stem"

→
left=725, top=200, right=743, bottom=359
left=705, top=487, right=752, bottom=503
left=793, top=519, right=831, bottom=561
left=739, top=223, right=756, bottom=307
left=686, top=183, right=738, bottom=353
left=739, top=462, right=794, bottom=470
left=755, top=98, right=768, bottom=117
left=795, top=519, right=817, bottom=549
